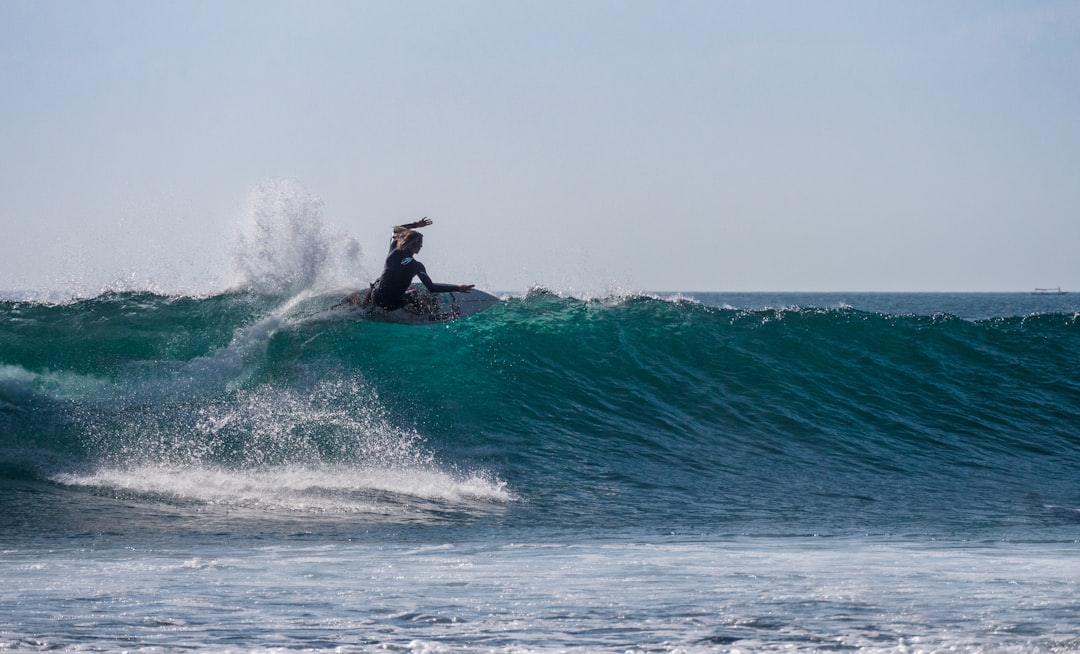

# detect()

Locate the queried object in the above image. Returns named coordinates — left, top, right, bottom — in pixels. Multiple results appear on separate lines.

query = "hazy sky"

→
left=2, top=0, right=1078, bottom=295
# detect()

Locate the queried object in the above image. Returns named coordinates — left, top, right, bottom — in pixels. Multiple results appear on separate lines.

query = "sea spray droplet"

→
left=228, top=180, right=362, bottom=295
left=51, top=374, right=513, bottom=516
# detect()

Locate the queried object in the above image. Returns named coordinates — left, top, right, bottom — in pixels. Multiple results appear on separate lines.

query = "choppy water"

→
left=2, top=287, right=1079, bottom=652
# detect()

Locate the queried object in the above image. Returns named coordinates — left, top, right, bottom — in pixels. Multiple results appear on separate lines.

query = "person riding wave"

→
left=347, top=218, right=474, bottom=312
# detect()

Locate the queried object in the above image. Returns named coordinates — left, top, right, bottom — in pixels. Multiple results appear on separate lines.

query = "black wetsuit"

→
left=371, top=224, right=460, bottom=311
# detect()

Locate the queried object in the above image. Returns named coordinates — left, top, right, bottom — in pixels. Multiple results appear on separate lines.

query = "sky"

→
left=1, top=0, right=1078, bottom=295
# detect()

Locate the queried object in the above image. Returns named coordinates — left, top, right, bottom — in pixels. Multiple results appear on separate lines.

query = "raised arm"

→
left=402, top=217, right=433, bottom=230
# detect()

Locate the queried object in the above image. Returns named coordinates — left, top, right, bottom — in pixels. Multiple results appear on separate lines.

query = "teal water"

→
left=2, top=290, right=1079, bottom=652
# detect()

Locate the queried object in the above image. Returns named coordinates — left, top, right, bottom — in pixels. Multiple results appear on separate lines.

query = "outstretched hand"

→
left=458, top=284, right=475, bottom=293
left=416, top=217, right=433, bottom=228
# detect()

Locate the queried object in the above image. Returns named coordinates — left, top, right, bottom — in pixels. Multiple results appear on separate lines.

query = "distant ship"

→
left=1033, top=286, right=1067, bottom=295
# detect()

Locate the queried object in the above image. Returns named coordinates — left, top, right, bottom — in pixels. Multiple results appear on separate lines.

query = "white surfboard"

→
left=338, top=283, right=500, bottom=325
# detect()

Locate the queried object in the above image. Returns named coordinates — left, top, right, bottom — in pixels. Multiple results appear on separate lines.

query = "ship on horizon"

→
left=1033, top=286, right=1068, bottom=295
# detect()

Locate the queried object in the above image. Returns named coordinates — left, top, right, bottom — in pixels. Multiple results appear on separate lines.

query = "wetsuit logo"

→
left=401, top=257, right=413, bottom=265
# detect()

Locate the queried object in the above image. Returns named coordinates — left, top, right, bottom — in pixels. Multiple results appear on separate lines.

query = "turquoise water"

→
left=2, top=289, right=1079, bottom=652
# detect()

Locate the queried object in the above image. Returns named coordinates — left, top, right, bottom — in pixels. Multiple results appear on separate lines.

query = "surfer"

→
left=345, top=218, right=474, bottom=311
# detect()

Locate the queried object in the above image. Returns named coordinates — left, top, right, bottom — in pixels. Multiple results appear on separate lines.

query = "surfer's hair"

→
left=393, top=227, right=424, bottom=252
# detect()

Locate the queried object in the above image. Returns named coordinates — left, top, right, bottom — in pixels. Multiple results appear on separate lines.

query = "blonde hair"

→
left=392, top=226, right=424, bottom=251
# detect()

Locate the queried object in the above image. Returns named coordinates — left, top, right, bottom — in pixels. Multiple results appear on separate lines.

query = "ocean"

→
left=2, top=288, right=1079, bottom=652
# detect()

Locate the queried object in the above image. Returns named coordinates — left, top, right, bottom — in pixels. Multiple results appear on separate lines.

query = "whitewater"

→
left=3, top=188, right=1079, bottom=652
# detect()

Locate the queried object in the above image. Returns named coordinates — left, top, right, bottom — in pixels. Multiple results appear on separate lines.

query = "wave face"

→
left=2, top=291, right=1079, bottom=537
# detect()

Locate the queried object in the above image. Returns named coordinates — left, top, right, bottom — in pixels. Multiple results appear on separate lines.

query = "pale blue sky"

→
left=2, top=0, right=1078, bottom=294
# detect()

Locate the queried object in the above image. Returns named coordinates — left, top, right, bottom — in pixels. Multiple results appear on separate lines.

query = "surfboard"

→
left=338, top=283, right=500, bottom=325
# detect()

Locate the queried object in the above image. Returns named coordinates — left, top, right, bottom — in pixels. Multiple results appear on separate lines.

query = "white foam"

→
left=51, top=463, right=512, bottom=515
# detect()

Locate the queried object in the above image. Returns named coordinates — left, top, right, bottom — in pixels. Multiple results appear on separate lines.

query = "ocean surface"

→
left=2, top=288, right=1079, bottom=653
